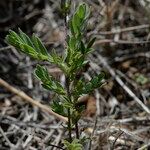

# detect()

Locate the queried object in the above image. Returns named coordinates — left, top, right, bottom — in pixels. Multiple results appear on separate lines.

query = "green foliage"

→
left=35, top=65, right=66, bottom=95
left=70, top=3, right=90, bottom=36
left=49, top=49, right=69, bottom=75
left=73, top=73, right=105, bottom=98
left=6, top=29, right=50, bottom=61
left=6, top=2, right=105, bottom=149
left=61, top=0, right=71, bottom=16
left=65, top=3, right=96, bottom=81
left=134, top=73, right=149, bottom=85
left=63, top=139, right=83, bottom=150
left=82, top=72, right=105, bottom=94
left=51, top=100, right=67, bottom=117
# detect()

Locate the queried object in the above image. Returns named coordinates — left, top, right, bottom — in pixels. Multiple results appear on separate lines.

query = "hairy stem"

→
left=67, top=108, right=72, bottom=142
left=75, top=120, right=79, bottom=139
left=66, top=77, right=72, bottom=142
left=63, top=1, right=73, bottom=142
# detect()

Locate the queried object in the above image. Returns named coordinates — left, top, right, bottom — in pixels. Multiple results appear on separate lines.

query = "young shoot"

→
left=6, top=2, right=104, bottom=149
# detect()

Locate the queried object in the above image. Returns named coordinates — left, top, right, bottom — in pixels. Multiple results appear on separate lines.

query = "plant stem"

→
left=66, top=77, right=72, bottom=142
left=67, top=108, right=72, bottom=142
left=75, top=120, right=79, bottom=139
left=63, top=2, right=73, bottom=142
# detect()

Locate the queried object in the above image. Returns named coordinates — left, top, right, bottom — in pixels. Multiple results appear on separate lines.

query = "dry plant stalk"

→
left=0, top=78, right=68, bottom=122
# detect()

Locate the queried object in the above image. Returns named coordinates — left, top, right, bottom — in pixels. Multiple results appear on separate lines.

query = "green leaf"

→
left=72, top=13, right=80, bottom=34
left=9, top=30, right=24, bottom=43
left=35, top=65, right=49, bottom=80
left=90, top=73, right=104, bottom=87
left=63, top=100, right=74, bottom=109
left=6, top=30, right=23, bottom=49
left=68, top=52, right=84, bottom=76
left=32, top=34, right=48, bottom=56
left=72, top=78, right=85, bottom=97
left=5, top=35, right=20, bottom=49
left=86, top=48, right=93, bottom=54
left=69, top=20, right=75, bottom=35
left=61, top=0, right=71, bottom=15
left=90, top=76, right=99, bottom=87
left=77, top=4, right=85, bottom=18
left=134, top=73, right=149, bottom=85
left=35, top=65, right=66, bottom=95
left=49, top=49, right=69, bottom=75
left=80, top=41, right=85, bottom=54
left=18, top=28, right=34, bottom=47
left=83, top=82, right=93, bottom=93
left=69, top=36, right=76, bottom=50
left=6, top=29, right=49, bottom=61
left=70, top=3, right=90, bottom=36
left=81, top=72, right=105, bottom=94
left=87, top=37, right=96, bottom=49
left=19, top=44, right=37, bottom=58
left=63, top=139, right=83, bottom=150
left=51, top=100, right=67, bottom=116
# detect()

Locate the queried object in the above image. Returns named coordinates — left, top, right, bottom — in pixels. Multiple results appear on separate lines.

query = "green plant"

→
left=6, top=2, right=104, bottom=149
left=63, top=139, right=83, bottom=150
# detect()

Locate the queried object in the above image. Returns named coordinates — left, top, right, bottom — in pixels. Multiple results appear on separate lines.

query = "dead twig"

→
left=109, top=136, right=133, bottom=147
left=110, top=126, right=147, bottom=143
left=0, top=46, right=13, bottom=52
left=94, top=39, right=150, bottom=45
left=117, top=116, right=150, bottom=124
left=137, top=143, right=150, bottom=150
left=111, top=131, right=124, bottom=150
left=49, top=143, right=65, bottom=150
left=97, top=24, right=150, bottom=35
left=0, top=78, right=68, bottom=122
left=88, top=116, right=98, bottom=150
left=0, top=126, right=15, bottom=149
